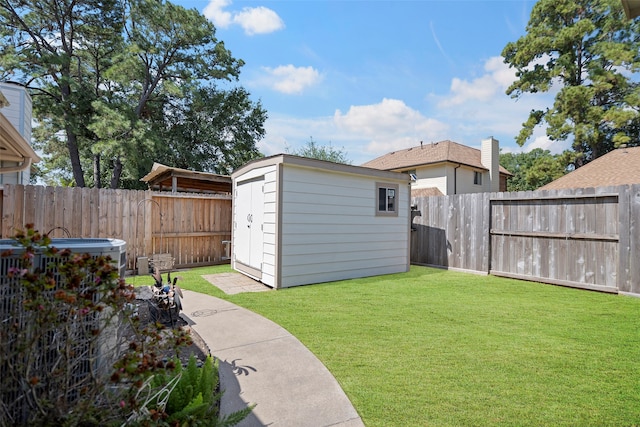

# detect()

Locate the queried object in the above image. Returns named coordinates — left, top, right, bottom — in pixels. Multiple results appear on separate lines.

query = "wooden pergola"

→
left=140, top=162, right=232, bottom=194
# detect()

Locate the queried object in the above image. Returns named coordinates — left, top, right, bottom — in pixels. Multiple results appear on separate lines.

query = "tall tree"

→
left=286, top=137, right=352, bottom=164
left=0, top=0, right=124, bottom=187
left=0, top=0, right=258, bottom=188
left=153, top=85, right=266, bottom=175
left=502, top=0, right=640, bottom=166
left=500, top=148, right=571, bottom=191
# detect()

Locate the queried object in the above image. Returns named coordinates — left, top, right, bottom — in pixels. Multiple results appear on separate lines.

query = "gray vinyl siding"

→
left=261, top=168, right=278, bottom=287
left=278, top=164, right=409, bottom=288
left=0, top=83, right=32, bottom=140
left=232, top=154, right=410, bottom=289
left=1, top=83, right=33, bottom=184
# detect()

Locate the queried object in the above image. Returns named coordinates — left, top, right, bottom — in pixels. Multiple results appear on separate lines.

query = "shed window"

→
left=474, top=171, right=482, bottom=185
left=376, top=183, right=399, bottom=216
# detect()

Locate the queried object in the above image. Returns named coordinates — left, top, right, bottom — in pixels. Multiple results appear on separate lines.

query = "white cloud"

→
left=258, top=100, right=450, bottom=165
left=260, top=65, right=322, bottom=94
left=523, top=134, right=571, bottom=155
left=203, top=0, right=283, bottom=35
left=203, top=0, right=232, bottom=28
left=334, top=98, right=449, bottom=156
left=484, top=56, right=516, bottom=88
left=259, top=114, right=335, bottom=156
left=233, top=6, right=284, bottom=35
left=439, top=56, right=515, bottom=108
left=428, top=55, right=559, bottom=150
left=257, top=57, right=562, bottom=166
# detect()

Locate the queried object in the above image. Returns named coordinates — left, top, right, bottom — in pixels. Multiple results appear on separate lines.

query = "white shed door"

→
left=235, top=176, right=264, bottom=275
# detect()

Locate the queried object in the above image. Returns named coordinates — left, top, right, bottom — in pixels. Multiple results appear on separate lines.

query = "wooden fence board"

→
left=90, top=188, right=100, bottom=238
left=628, top=185, right=640, bottom=294
left=480, top=194, right=489, bottom=272
left=1, top=184, right=14, bottom=237
left=491, top=192, right=505, bottom=273
left=0, top=185, right=231, bottom=272
left=411, top=184, right=635, bottom=295
left=618, top=186, right=631, bottom=292
left=50, top=186, right=62, bottom=235
left=23, top=185, right=36, bottom=227
left=15, top=185, right=25, bottom=235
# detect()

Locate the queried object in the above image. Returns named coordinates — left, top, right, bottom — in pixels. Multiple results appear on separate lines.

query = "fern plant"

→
left=152, top=355, right=253, bottom=426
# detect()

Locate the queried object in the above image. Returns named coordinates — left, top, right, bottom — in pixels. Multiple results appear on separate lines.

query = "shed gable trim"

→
left=231, top=154, right=410, bottom=184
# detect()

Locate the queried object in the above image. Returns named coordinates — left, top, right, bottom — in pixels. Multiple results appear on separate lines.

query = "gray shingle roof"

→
left=362, top=140, right=512, bottom=175
left=411, top=187, right=444, bottom=197
left=540, top=146, right=640, bottom=190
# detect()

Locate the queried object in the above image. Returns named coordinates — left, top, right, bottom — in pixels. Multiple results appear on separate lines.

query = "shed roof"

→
left=232, top=153, right=410, bottom=183
left=140, top=162, right=231, bottom=193
left=540, top=146, right=640, bottom=190
left=362, top=140, right=512, bottom=175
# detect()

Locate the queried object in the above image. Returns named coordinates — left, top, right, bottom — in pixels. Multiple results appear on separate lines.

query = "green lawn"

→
left=135, top=265, right=640, bottom=426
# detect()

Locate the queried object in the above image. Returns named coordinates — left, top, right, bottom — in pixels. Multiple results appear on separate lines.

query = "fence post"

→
left=624, top=184, right=640, bottom=294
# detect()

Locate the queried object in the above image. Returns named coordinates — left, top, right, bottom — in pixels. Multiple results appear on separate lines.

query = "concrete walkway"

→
left=180, top=287, right=365, bottom=427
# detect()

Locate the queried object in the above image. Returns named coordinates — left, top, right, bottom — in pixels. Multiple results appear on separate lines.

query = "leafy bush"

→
left=1, top=226, right=252, bottom=426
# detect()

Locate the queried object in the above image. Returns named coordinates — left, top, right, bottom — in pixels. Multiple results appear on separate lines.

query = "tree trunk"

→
left=60, top=77, right=86, bottom=188
left=65, top=127, right=86, bottom=187
left=110, top=157, right=122, bottom=189
left=93, top=154, right=101, bottom=188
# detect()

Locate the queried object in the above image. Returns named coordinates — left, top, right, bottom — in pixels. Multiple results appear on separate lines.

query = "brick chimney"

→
left=481, top=137, right=499, bottom=192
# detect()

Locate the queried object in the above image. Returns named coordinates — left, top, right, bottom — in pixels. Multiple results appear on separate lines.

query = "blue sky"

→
left=179, top=0, right=566, bottom=165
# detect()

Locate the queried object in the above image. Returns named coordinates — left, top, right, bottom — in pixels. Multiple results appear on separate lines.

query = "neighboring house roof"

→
left=362, top=140, right=512, bottom=175
left=140, top=162, right=231, bottom=193
left=0, top=111, right=40, bottom=173
left=540, top=146, right=640, bottom=191
left=411, top=187, right=444, bottom=197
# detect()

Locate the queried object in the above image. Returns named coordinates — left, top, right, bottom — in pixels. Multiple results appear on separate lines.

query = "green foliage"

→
left=1, top=228, right=249, bottom=426
left=199, top=354, right=216, bottom=405
left=152, top=85, right=266, bottom=175
left=0, top=225, right=195, bottom=426
left=286, top=137, right=352, bottom=164
left=152, top=354, right=252, bottom=426
left=499, top=148, right=572, bottom=191
left=502, top=0, right=640, bottom=165
left=137, top=262, right=640, bottom=425
left=0, top=0, right=264, bottom=188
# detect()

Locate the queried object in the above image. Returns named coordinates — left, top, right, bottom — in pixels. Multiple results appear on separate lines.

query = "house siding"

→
left=412, top=163, right=489, bottom=195
left=367, top=139, right=512, bottom=195
left=455, top=167, right=486, bottom=194
left=0, top=83, right=32, bottom=185
left=0, top=83, right=31, bottom=139
left=278, top=164, right=409, bottom=288
left=413, top=165, right=448, bottom=194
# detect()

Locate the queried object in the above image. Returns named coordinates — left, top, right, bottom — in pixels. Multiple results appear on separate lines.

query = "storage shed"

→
left=231, top=154, right=411, bottom=289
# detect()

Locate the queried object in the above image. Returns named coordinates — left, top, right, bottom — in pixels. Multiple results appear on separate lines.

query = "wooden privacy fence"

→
left=0, top=184, right=232, bottom=272
left=411, top=184, right=640, bottom=296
